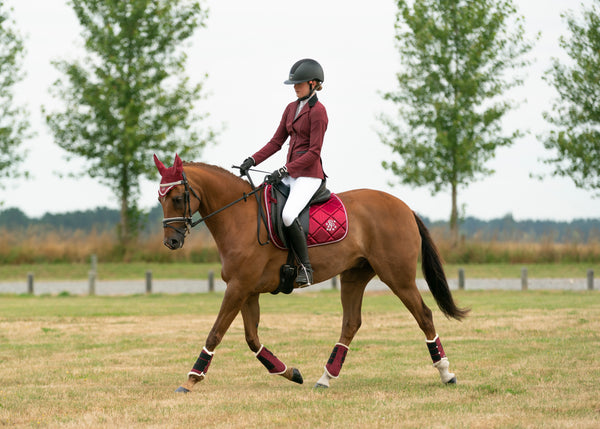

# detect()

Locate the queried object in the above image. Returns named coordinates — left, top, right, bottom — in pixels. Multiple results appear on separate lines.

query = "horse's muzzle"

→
left=164, top=235, right=184, bottom=250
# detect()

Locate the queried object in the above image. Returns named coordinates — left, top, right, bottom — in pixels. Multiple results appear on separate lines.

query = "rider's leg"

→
left=282, top=176, right=322, bottom=286
left=285, top=218, right=313, bottom=285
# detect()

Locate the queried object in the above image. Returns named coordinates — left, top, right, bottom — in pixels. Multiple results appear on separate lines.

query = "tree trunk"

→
left=450, top=182, right=459, bottom=246
left=119, top=166, right=130, bottom=248
left=120, top=193, right=129, bottom=247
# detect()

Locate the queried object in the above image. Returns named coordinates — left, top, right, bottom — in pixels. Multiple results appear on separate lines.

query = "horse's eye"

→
left=173, top=196, right=184, bottom=208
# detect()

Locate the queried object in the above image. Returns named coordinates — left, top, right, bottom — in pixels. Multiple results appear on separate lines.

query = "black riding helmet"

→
left=284, top=59, right=324, bottom=85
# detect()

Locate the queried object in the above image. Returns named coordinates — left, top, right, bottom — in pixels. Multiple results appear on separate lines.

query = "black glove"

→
left=239, top=157, right=255, bottom=176
left=265, top=166, right=288, bottom=185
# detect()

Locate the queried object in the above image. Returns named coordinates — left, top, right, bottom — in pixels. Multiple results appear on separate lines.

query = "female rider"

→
left=239, top=58, right=328, bottom=287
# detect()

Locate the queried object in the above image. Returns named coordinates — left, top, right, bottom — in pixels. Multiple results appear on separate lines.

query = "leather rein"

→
left=162, top=170, right=271, bottom=246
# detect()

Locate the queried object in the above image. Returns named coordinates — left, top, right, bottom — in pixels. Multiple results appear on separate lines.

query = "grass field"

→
left=0, top=261, right=598, bottom=281
left=1, top=290, right=599, bottom=428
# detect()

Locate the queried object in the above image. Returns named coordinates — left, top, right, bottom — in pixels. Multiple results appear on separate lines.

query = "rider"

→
left=239, top=58, right=328, bottom=287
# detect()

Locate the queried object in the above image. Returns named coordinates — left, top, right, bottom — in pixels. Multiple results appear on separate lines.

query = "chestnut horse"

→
left=154, top=154, right=468, bottom=392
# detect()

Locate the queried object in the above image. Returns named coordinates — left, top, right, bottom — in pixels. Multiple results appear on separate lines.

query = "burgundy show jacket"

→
left=251, top=95, right=328, bottom=179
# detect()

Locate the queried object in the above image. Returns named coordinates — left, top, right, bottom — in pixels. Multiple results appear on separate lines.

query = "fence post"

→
left=88, top=271, right=96, bottom=296
left=27, top=273, right=34, bottom=295
left=90, top=254, right=97, bottom=273
left=587, top=269, right=594, bottom=291
left=89, top=254, right=97, bottom=296
left=458, top=268, right=465, bottom=290
left=521, top=267, right=528, bottom=291
left=146, top=271, right=152, bottom=294
left=208, top=270, right=214, bottom=292
left=331, top=275, right=338, bottom=290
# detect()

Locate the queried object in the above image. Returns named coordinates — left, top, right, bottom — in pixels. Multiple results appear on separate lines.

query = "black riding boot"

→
left=285, top=218, right=313, bottom=286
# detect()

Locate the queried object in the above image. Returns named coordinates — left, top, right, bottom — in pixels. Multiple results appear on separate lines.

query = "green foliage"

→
left=44, top=0, right=215, bottom=243
left=0, top=1, right=31, bottom=190
left=380, top=0, right=536, bottom=238
left=541, top=0, right=600, bottom=196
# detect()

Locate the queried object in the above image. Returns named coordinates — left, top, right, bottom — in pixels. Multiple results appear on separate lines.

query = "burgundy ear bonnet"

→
left=154, top=154, right=184, bottom=197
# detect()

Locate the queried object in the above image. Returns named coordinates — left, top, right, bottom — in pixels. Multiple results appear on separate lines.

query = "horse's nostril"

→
left=164, top=238, right=179, bottom=249
left=169, top=237, right=181, bottom=249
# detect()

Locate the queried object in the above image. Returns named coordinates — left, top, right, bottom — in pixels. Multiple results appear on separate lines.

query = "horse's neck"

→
left=185, top=165, right=253, bottom=241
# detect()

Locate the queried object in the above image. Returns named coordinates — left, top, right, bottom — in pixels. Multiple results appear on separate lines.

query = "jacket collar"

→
left=294, top=94, right=319, bottom=121
left=296, top=92, right=318, bottom=106
left=293, top=93, right=318, bottom=122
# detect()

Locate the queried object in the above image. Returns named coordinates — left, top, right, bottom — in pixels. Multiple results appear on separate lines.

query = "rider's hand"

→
left=265, top=166, right=288, bottom=185
left=239, top=157, right=255, bottom=176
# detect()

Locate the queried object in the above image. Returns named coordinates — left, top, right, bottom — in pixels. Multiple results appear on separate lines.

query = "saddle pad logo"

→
left=325, top=219, right=337, bottom=232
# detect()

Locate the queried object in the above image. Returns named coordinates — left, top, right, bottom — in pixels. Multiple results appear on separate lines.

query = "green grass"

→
left=0, top=261, right=597, bottom=282
left=2, top=289, right=595, bottom=318
left=0, top=262, right=222, bottom=281
left=0, top=290, right=598, bottom=428
left=443, top=262, right=599, bottom=279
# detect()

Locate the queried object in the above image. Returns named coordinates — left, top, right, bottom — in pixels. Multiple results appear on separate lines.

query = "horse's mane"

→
left=183, top=161, right=251, bottom=188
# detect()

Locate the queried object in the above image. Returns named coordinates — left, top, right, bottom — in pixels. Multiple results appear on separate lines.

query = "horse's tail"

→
left=413, top=212, right=470, bottom=321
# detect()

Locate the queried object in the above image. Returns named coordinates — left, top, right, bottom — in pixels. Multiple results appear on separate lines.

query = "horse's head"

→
left=154, top=154, right=200, bottom=250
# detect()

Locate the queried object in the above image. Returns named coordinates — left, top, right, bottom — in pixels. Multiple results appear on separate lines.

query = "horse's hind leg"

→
left=315, top=263, right=374, bottom=389
left=241, top=293, right=303, bottom=384
left=388, top=279, right=457, bottom=384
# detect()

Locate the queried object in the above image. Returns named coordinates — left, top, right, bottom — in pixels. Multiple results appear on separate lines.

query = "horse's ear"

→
left=174, top=153, right=183, bottom=173
left=154, top=154, right=167, bottom=176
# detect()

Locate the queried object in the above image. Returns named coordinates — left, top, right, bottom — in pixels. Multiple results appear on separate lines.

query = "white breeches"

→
left=281, top=176, right=323, bottom=227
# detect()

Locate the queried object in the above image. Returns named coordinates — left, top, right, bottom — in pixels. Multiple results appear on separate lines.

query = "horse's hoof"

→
left=291, top=368, right=303, bottom=384
left=313, top=383, right=328, bottom=389
left=445, top=377, right=457, bottom=385
left=175, top=386, right=191, bottom=393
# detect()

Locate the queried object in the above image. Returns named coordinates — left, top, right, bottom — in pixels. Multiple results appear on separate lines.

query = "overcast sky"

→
left=2, top=0, right=598, bottom=221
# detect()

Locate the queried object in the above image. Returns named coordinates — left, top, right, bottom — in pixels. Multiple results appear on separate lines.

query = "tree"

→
left=379, top=0, right=535, bottom=243
left=541, top=0, right=600, bottom=196
left=0, top=1, right=30, bottom=194
left=45, top=0, right=215, bottom=246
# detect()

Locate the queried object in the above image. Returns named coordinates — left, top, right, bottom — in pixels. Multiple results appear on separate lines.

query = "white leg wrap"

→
left=187, top=371, right=206, bottom=381
left=315, top=369, right=333, bottom=388
left=254, top=344, right=264, bottom=357
left=433, top=357, right=456, bottom=384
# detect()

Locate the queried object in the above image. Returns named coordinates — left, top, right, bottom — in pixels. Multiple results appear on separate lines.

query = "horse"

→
left=154, top=154, right=469, bottom=392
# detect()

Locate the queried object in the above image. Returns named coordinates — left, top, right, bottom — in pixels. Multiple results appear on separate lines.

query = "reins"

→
left=241, top=168, right=271, bottom=246
left=162, top=168, right=271, bottom=245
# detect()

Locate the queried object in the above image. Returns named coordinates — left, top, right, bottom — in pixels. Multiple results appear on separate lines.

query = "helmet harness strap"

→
left=297, top=81, right=315, bottom=101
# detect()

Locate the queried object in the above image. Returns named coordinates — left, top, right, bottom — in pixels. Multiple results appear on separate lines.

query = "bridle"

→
left=161, top=170, right=270, bottom=245
left=160, top=171, right=202, bottom=237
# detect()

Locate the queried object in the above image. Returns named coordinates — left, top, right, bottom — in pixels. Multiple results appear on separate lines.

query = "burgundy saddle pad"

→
left=264, top=185, right=348, bottom=250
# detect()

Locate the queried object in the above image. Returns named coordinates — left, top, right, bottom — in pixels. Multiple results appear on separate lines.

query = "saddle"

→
left=264, top=181, right=348, bottom=295
left=264, top=181, right=348, bottom=249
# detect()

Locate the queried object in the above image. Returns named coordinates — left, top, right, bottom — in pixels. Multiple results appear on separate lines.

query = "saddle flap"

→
left=309, top=182, right=331, bottom=205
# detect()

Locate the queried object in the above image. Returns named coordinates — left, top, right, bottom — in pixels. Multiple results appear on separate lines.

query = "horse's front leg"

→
left=175, top=285, right=247, bottom=393
left=241, top=293, right=303, bottom=384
